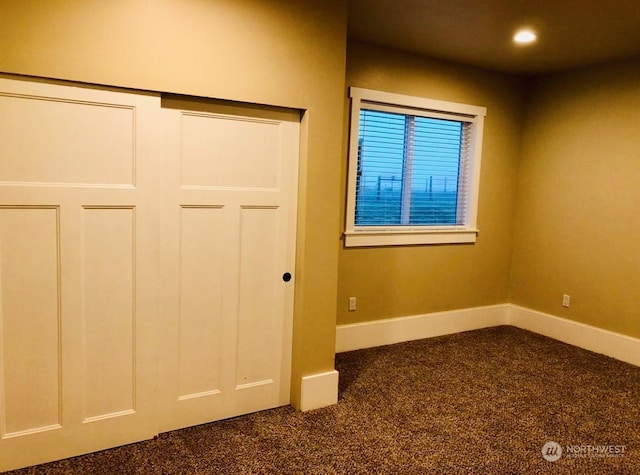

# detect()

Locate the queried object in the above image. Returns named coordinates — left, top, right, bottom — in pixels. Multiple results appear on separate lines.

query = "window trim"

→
left=345, top=87, right=487, bottom=247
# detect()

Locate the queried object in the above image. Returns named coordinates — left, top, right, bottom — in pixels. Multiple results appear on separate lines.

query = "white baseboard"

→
left=336, top=303, right=640, bottom=368
left=299, top=370, right=339, bottom=412
left=314, top=304, right=640, bottom=412
left=335, top=304, right=507, bottom=353
left=507, top=304, right=640, bottom=367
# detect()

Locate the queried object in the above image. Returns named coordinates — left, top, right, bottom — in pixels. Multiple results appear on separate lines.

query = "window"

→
left=345, top=87, right=486, bottom=247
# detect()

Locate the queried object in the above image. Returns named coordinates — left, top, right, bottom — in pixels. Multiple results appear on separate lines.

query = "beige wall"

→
left=338, top=42, right=525, bottom=324
left=510, top=59, right=640, bottom=337
left=0, top=0, right=347, bottom=407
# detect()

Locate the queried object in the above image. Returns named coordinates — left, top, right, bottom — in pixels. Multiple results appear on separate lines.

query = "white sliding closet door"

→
left=158, top=97, right=299, bottom=431
left=0, top=78, right=300, bottom=472
left=0, top=76, right=160, bottom=471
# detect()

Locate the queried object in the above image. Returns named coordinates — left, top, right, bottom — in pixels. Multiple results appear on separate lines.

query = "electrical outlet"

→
left=562, top=294, right=571, bottom=308
left=348, top=297, right=357, bottom=311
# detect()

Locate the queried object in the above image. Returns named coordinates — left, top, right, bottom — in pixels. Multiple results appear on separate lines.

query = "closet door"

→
left=0, top=77, right=300, bottom=472
left=0, top=76, right=160, bottom=471
left=158, top=97, right=299, bottom=431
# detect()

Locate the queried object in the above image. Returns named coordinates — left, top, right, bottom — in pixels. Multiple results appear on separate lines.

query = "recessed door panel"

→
left=0, top=94, right=135, bottom=185
left=177, top=206, right=225, bottom=400
left=0, top=207, right=60, bottom=437
left=82, top=207, right=136, bottom=421
left=236, top=206, right=280, bottom=388
left=180, top=112, right=280, bottom=189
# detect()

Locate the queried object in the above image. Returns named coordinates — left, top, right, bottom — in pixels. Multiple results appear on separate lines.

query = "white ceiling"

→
left=347, top=0, right=640, bottom=74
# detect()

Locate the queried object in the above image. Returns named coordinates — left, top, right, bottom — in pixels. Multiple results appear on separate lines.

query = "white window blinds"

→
left=355, top=109, right=471, bottom=227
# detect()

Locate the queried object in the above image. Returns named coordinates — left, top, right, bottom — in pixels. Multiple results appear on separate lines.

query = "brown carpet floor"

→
left=8, top=326, right=640, bottom=474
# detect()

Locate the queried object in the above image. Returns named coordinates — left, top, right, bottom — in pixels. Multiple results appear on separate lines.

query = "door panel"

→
left=159, top=98, right=299, bottom=432
left=0, top=207, right=61, bottom=437
left=0, top=77, right=160, bottom=471
left=0, top=91, right=135, bottom=185
left=177, top=206, right=225, bottom=400
left=180, top=112, right=281, bottom=189
left=81, top=207, right=136, bottom=421
left=236, top=206, right=280, bottom=387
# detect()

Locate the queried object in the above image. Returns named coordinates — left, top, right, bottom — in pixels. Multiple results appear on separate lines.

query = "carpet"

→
left=8, top=326, right=640, bottom=474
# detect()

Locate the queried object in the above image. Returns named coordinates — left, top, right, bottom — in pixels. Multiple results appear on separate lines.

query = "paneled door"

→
left=0, top=76, right=161, bottom=471
left=157, top=97, right=299, bottom=431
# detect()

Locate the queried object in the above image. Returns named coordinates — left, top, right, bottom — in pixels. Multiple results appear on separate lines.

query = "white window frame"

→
left=345, top=87, right=487, bottom=247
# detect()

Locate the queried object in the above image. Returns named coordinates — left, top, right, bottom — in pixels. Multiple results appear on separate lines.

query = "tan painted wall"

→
left=338, top=42, right=525, bottom=324
left=0, top=0, right=347, bottom=407
left=510, top=59, right=640, bottom=337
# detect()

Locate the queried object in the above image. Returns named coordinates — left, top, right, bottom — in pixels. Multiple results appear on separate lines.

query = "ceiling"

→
left=347, top=0, right=640, bottom=74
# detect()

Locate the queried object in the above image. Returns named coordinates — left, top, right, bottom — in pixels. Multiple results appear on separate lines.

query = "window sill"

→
left=344, top=229, right=478, bottom=247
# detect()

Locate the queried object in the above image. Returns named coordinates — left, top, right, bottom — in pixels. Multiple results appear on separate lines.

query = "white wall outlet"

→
left=562, top=294, right=571, bottom=308
left=348, top=297, right=357, bottom=311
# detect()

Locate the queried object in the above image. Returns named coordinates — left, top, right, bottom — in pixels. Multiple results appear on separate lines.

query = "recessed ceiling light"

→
left=513, top=29, right=537, bottom=45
